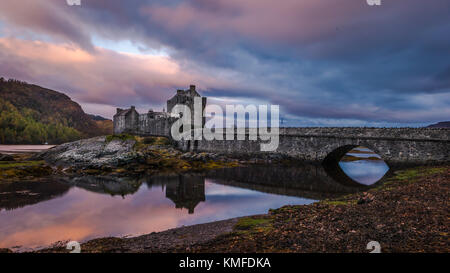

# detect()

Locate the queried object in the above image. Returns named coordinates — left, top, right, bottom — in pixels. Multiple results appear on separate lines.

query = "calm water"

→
left=0, top=145, right=55, bottom=154
left=339, top=146, right=390, bottom=185
left=0, top=145, right=390, bottom=251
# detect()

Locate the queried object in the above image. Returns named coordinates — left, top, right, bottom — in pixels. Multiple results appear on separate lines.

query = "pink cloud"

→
left=0, top=37, right=224, bottom=112
left=0, top=0, right=93, bottom=50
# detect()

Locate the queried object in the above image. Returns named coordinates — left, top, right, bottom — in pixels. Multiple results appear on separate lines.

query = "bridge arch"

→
left=322, top=143, right=385, bottom=165
left=321, top=144, right=388, bottom=187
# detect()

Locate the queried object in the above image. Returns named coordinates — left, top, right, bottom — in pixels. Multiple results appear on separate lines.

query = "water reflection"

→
left=62, top=176, right=141, bottom=197
left=0, top=180, right=70, bottom=211
left=206, top=164, right=365, bottom=199
left=0, top=161, right=388, bottom=250
left=339, top=146, right=390, bottom=186
left=0, top=145, right=55, bottom=154
left=136, top=174, right=207, bottom=214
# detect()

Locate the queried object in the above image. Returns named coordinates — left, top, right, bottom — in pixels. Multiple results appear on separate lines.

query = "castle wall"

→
left=137, top=114, right=177, bottom=136
left=113, top=116, right=126, bottom=134
left=113, top=109, right=139, bottom=134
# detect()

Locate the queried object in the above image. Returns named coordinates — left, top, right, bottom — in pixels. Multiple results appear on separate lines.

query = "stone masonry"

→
left=113, top=86, right=449, bottom=164
left=175, top=127, right=449, bottom=165
left=113, top=85, right=206, bottom=136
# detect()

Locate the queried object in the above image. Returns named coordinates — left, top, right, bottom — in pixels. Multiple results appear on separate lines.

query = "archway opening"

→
left=338, top=146, right=389, bottom=186
left=323, top=145, right=389, bottom=186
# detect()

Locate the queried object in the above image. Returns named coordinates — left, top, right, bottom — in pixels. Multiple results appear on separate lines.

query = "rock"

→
left=0, top=153, right=14, bottom=161
left=181, top=152, right=194, bottom=160
left=357, top=192, right=374, bottom=204
left=38, top=136, right=136, bottom=168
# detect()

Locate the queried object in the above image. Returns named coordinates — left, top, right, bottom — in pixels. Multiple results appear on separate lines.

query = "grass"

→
left=234, top=216, right=273, bottom=233
left=0, top=160, right=45, bottom=168
left=0, top=160, right=52, bottom=181
left=133, top=136, right=171, bottom=151
left=368, top=166, right=447, bottom=193
left=142, top=136, right=170, bottom=146
left=347, top=149, right=376, bottom=154
left=392, top=167, right=446, bottom=182
left=340, top=155, right=382, bottom=162
left=199, top=161, right=240, bottom=170
left=320, top=200, right=357, bottom=206
left=105, top=134, right=136, bottom=143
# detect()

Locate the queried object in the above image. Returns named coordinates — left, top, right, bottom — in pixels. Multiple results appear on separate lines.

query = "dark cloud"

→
left=0, top=0, right=449, bottom=124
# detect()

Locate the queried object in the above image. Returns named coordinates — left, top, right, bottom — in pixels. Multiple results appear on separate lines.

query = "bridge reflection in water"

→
left=0, top=161, right=390, bottom=250
left=1, top=161, right=385, bottom=214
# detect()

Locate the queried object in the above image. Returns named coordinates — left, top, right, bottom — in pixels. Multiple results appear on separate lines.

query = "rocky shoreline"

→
left=1, top=137, right=448, bottom=253
left=29, top=164, right=449, bottom=253
left=35, top=135, right=295, bottom=176
left=1, top=135, right=291, bottom=182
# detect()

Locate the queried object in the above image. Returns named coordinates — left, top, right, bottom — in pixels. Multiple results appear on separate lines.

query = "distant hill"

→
left=93, top=118, right=114, bottom=135
left=427, top=121, right=450, bottom=128
left=0, top=78, right=113, bottom=144
left=88, top=114, right=109, bottom=121
left=87, top=114, right=114, bottom=136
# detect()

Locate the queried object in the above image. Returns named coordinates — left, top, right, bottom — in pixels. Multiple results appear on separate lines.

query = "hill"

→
left=427, top=121, right=450, bottom=128
left=0, top=78, right=112, bottom=144
left=88, top=114, right=109, bottom=121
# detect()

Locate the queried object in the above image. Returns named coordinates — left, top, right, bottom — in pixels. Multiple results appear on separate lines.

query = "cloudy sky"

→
left=0, top=0, right=449, bottom=126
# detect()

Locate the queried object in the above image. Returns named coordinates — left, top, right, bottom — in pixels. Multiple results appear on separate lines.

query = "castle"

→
left=113, top=85, right=207, bottom=137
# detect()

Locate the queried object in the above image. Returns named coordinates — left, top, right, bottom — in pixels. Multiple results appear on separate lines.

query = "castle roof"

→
left=168, top=85, right=201, bottom=101
left=115, top=109, right=130, bottom=116
left=114, top=106, right=137, bottom=117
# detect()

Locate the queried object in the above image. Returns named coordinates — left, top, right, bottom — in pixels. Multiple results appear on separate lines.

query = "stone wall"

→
left=137, top=114, right=177, bottom=136
left=113, top=115, right=126, bottom=134
left=175, top=128, right=450, bottom=164
left=113, top=108, right=139, bottom=134
left=278, top=127, right=449, bottom=140
left=114, top=112, right=176, bottom=137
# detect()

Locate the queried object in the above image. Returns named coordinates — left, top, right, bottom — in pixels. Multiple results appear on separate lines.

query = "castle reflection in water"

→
left=0, top=162, right=388, bottom=214
left=0, top=163, right=392, bottom=250
left=164, top=175, right=205, bottom=214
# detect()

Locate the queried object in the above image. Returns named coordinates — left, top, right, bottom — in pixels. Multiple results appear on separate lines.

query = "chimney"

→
left=131, top=106, right=135, bottom=111
left=190, top=85, right=196, bottom=91
left=116, top=108, right=123, bottom=114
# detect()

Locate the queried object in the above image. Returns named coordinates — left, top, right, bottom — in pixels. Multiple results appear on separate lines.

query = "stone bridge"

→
left=175, top=127, right=449, bottom=165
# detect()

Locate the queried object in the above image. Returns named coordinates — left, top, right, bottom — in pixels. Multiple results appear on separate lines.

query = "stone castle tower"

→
left=167, top=85, right=207, bottom=128
left=113, top=85, right=207, bottom=137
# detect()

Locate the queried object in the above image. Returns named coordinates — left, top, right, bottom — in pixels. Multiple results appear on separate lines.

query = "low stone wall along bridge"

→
left=175, top=127, right=449, bottom=165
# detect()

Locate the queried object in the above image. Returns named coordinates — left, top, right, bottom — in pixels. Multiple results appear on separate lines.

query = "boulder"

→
left=37, top=136, right=137, bottom=168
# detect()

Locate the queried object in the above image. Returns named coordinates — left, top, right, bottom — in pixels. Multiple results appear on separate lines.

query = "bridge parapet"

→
left=279, top=127, right=449, bottom=141
left=175, top=127, right=449, bottom=165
